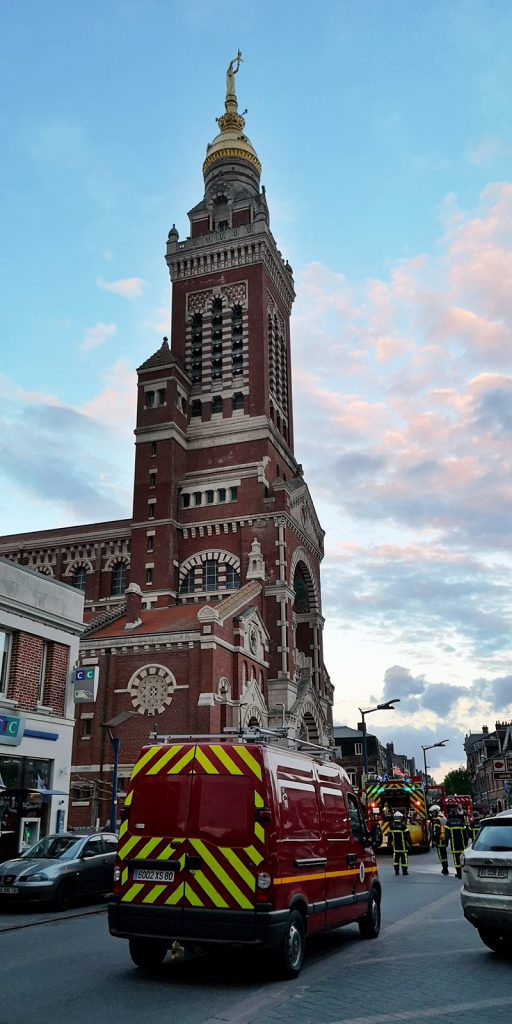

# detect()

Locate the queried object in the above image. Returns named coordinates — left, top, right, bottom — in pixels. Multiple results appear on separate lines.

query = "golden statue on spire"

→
left=226, top=50, right=242, bottom=106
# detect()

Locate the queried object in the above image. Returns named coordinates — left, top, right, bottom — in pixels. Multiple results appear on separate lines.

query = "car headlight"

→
left=22, top=873, right=49, bottom=883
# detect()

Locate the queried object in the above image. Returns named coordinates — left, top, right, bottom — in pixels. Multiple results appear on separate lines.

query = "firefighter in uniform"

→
left=469, top=813, right=481, bottom=844
left=445, top=805, right=469, bottom=879
left=388, top=811, right=412, bottom=875
left=431, top=806, right=449, bottom=875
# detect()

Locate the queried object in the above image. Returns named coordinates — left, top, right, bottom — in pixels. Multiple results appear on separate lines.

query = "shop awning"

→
left=2, top=787, right=68, bottom=797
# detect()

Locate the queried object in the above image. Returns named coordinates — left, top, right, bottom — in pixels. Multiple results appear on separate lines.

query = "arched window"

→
left=293, top=567, right=310, bottom=613
left=72, top=567, right=86, bottom=592
left=111, top=562, right=127, bottom=597
left=180, top=569, right=196, bottom=594
left=191, top=399, right=202, bottom=418
left=202, top=560, right=218, bottom=592
left=233, top=392, right=244, bottom=411
left=225, top=565, right=241, bottom=589
left=211, top=395, right=223, bottom=415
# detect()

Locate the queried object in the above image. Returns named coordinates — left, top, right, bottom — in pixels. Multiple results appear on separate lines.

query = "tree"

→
left=443, top=766, right=471, bottom=795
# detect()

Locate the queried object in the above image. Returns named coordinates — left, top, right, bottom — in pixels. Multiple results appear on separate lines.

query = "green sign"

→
left=0, top=714, right=24, bottom=747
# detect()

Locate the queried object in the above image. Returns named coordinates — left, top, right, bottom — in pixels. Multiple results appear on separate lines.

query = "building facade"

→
left=465, top=722, right=512, bottom=813
left=0, top=60, right=333, bottom=827
left=0, top=559, right=84, bottom=856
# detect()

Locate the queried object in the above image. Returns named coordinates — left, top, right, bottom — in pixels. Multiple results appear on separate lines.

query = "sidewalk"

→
left=0, top=899, right=108, bottom=932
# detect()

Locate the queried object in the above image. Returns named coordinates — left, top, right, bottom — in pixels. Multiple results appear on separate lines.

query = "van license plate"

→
left=0, top=886, right=18, bottom=893
left=478, top=867, right=508, bottom=878
left=133, top=869, right=175, bottom=883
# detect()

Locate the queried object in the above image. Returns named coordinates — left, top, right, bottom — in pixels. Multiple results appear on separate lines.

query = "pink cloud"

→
left=97, top=276, right=145, bottom=299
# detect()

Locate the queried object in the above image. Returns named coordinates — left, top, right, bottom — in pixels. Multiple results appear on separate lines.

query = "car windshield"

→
left=21, top=836, right=84, bottom=860
left=473, top=824, right=512, bottom=852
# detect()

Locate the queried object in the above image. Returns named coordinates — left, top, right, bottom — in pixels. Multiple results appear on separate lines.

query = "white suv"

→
left=461, top=810, right=512, bottom=954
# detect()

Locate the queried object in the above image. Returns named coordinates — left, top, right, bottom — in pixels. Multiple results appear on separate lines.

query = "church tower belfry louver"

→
left=0, top=57, right=334, bottom=827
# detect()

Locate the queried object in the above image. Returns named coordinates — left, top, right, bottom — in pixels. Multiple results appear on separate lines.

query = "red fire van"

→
left=108, top=735, right=381, bottom=977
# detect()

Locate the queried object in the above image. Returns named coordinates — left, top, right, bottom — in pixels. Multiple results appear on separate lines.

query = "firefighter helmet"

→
left=429, top=804, right=440, bottom=815
left=393, top=811, right=404, bottom=820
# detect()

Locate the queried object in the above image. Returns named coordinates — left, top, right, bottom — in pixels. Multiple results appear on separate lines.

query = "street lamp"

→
left=102, top=711, right=141, bottom=830
left=359, top=699, right=400, bottom=776
left=422, top=740, right=449, bottom=793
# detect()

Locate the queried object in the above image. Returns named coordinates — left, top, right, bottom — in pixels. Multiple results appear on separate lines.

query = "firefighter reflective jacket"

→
left=388, top=822, right=412, bottom=853
left=445, top=817, right=469, bottom=851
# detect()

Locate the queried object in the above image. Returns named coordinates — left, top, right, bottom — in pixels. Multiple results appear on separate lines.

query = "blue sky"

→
left=2, top=0, right=512, bottom=777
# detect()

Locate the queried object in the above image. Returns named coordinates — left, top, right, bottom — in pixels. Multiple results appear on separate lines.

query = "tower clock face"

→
left=128, top=665, right=175, bottom=715
left=249, top=626, right=258, bottom=655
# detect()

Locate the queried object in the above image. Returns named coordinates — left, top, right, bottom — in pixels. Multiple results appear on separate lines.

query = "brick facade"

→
left=0, top=71, right=334, bottom=828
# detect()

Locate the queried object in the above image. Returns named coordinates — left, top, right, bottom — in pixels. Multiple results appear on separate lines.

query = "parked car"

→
left=0, top=831, right=118, bottom=910
left=461, top=810, right=512, bottom=953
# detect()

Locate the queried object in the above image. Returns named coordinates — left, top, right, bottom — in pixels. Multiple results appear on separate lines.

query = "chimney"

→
left=482, top=725, right=489, bottom=735
left=125, top=582, right=143, bottom=629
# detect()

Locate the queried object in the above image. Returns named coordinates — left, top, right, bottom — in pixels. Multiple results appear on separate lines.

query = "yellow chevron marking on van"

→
left=118, top=819, right=128, bottom=840
left=210, top=745, right=243, bottom=775
left=165, top=882, right=185, bottom=905
left=195, top=747, right=219, bottom=774
left=254, top=822, right=265, bottom=843
left=167, top=747, right=195, bottom=774
left=131, top=746, right=161, bottom=779
left=158, top=840, right=183, bottom=860
left=124, top=791, right=133, bottom=808
left=254, top=791, right=264, bottom=808
left=121, top=867, right=129, bottom=886
left=118, top=835, right=141, bottom=860
left=190, top=839, right=252, bottom=909
left=122, top=883, right=144, bottom=901
left=235, top=746, right=262, bottom=780
left=185, top=883, right=204, bottom=907
left=147, top=745, right=182, bottom=775
left=220, top=848, right=256, bottom=890
left=244, top=845, right=264, bottom=866
left=137, top=837, right=161, bottom=860
left=193, top=871, right=229, bottom=908
left=143, top=885, right=166, bottom=904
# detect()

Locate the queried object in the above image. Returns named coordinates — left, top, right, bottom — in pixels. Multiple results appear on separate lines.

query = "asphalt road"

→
left=1, top=849, right=511, bottom=1024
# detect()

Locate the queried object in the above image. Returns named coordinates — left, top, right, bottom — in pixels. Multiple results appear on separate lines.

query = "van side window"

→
left=321, top=788, right=349, bottom=838
left=347, top=793, right=366, bottom=844
left=279, top=783, right=321, bottom=840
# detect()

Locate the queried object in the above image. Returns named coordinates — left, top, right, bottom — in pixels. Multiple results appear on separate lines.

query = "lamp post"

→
left=422, top=740, right=449, bottom=794
left=359, top=699, right=400, bottom=778
left=102, top=710, right=141, bottom=830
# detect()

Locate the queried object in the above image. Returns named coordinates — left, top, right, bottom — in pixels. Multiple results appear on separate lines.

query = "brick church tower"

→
left=0, top=58, right=333, bottom=826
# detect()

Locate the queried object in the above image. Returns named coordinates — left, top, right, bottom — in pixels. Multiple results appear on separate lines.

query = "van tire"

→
left=278, top=910, right=305, bottom=978
left=129, top=937, right=168, bottom=970
left=358, top=890, right=381, bottom=939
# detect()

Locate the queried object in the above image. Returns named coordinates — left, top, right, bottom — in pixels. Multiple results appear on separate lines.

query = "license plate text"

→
left=133, top=869, right=175, bottom=883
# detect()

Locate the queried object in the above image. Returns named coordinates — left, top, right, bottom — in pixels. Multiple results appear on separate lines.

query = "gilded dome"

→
left=203, top=52, right=261, bottom=179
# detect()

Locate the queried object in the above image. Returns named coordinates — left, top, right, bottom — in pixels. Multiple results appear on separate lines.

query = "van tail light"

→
left=113, top=864, right=121, bottom=897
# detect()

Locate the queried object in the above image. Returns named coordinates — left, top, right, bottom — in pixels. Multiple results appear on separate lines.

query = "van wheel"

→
left=358, top=891, right=381, bottom=939
left=278, top=910, right=305, bottom=978
left=478, top=928, right=512, bottom=956
left=129, top=938, right=168, bottom=970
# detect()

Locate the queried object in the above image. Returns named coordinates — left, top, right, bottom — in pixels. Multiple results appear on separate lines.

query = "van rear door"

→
left=118, top=742, right=265, bottom=913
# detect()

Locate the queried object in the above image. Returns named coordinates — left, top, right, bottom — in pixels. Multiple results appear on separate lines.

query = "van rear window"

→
left=128, top=775, right=191, bottom=836
left=190, top=775, right=254, bottom=846
left=128, top=773, right=254, bottom=846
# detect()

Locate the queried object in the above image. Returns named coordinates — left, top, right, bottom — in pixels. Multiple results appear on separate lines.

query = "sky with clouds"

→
left=2, top=0, right=512, bottom=778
